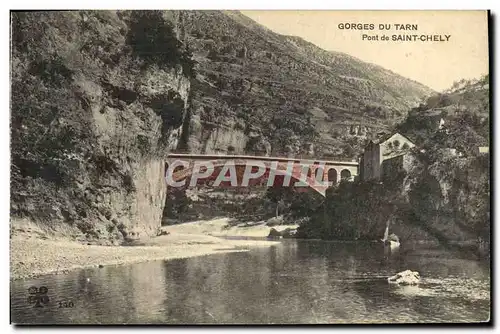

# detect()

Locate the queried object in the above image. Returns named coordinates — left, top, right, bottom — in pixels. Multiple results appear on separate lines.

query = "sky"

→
left=241, top=10, right=489, bottom=92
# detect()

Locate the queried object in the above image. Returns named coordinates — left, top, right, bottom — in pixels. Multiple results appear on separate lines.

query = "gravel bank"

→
left=10, top=226, right=280, bottom=280
left=165, top=217, right=299, bottom=237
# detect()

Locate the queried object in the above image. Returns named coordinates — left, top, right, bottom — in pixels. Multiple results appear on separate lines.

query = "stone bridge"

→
left=165, top=154, right=359, bottom=197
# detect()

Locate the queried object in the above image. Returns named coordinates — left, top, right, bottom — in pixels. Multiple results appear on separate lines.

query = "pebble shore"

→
left=10, top=218, right=283, bottom=280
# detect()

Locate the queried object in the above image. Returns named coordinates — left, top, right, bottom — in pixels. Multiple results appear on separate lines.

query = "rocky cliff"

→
left=175, top=11, right=434, bottom=159
left=401, top=75, right=490, bottom=244
left=10, top=11, right=193, bottom=243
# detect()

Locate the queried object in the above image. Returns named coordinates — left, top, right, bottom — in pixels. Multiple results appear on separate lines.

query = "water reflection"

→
left=11, top=240, right=490, bottom=324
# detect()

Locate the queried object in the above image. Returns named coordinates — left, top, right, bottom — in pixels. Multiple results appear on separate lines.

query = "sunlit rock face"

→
left=388, top=270, right=420, bottom=285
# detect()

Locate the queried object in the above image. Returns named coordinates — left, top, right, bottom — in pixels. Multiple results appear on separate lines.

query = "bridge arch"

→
left=166, top=159, right=330, bottom=197
left=327, top=168, right=338, bottom=184
left=173, top=164, right=186, bottom=173
left=340, top=168, right=352, bottom=181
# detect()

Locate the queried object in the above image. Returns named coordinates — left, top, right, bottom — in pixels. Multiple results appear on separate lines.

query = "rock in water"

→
left=388, top=270, right=420, bottom=285
left=388, top=233, right=400, bottom=243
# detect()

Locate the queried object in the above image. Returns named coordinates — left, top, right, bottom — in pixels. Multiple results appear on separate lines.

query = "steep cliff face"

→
left=403, top=153, right=490, bottom=244
left=10, top=11, right=192, bottom=243
left=175, top=11, right=434, bottom=159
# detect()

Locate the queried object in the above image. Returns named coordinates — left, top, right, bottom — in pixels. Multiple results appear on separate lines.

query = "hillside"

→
left=174, top=11, right=434, bottom=159
left=396, top=74, right=489, bottom=154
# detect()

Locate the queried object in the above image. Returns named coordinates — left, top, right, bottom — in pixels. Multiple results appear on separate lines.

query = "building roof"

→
left=375, top=133, right=394, bottom=143
left=375, top=132, right=414, bottom=145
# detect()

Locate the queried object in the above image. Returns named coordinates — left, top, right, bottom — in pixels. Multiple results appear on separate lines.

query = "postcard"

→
left=10, top=10, right=490, bottom=325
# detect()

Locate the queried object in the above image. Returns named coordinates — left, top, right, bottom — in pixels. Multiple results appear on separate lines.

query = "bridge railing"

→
left=168, top=149, right=358, bottom=164
left=166, top=153, right=359, bottom=166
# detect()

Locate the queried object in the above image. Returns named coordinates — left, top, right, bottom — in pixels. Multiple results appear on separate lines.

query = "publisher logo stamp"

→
left=27, top=286, right=49, bottom=308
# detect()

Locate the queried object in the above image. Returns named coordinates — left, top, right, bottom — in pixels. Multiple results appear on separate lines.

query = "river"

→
left=10, top=239, right=490, bottom=324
